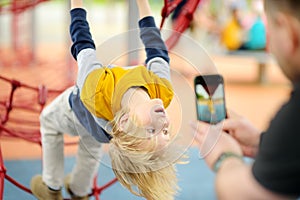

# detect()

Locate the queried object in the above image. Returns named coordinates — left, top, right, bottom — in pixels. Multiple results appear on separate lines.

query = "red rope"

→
left=0, top=0, right=49, bottom=14
left=92, top=176, right=118, bottom=197
left=5, top=174, right=33, bottom=194
left=0, top=75, right=62, bottom=126
left=161, top=0, right=202, bottom=49
left=0, top=146, right=6, bottom=200
left=0, top=124, right=41, bottom=144
left=160, top=0, right=183, bottom=29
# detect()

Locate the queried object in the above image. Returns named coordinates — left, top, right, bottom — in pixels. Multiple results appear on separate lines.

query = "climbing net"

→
left=0, top=0, right=49, bottom=13
left=0, top=0, right=50, bottom=67
left=0, top=75, right=118, bottom=200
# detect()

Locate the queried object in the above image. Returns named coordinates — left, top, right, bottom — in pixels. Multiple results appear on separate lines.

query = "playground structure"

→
left=0, top=75, right=118, bottom=200
left=0, top=0, right=51, bottom=67
left=161, top=0, right=201, bottom=49
left=0, top=0, right=202, bottom=199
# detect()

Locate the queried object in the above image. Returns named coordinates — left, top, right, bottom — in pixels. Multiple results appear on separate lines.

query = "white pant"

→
left=40, top=87, right=103, bottom=196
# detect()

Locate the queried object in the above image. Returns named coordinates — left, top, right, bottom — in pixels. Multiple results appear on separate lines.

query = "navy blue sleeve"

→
left=70, top=8, right=95, bottom=60
left=139, top=16, right=170, bottom=64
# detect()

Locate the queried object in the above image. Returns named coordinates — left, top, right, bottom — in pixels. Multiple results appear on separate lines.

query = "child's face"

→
left=129, top=98, right=170, bottom=149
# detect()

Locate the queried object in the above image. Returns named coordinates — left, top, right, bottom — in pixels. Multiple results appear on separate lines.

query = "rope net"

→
left=0, top=75, right=118, bottom=200
left=0, top=75, right=63, bottom=143
left=0, top=0, right=49, bottom=14
left=0, top=0, right=50, bottom=68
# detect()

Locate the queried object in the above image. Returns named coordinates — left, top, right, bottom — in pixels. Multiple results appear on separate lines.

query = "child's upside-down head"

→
left=108, top=94, right=181, bottom=200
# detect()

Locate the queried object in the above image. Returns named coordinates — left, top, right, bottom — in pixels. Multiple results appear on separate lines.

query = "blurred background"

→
left=0, top=0, right=291, bottom=199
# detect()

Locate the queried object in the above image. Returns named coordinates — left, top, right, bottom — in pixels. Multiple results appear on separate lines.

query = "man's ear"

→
left=275, top=12, right=299, bottom=55
left=288, top=16, right=300, bottom=54
left=118, top=114, right=129, bottom=132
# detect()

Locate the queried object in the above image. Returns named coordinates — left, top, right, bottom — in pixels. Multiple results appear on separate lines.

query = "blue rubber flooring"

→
left=3, top=147, right=216, bottom=200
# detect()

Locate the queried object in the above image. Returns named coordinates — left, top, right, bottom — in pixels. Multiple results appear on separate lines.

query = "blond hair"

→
left=108, top=107, right=180, bottom=200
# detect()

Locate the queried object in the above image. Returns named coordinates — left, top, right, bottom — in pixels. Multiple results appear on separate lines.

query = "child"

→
left=30, top=0, right=179, bottom=200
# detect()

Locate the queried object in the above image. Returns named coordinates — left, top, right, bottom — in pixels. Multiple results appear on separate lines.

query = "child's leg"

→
left=67, top=133, right=102, bottom=197
left=40, top=87, right=75, bottom=189
left=40, top=86, right=103, bottom=196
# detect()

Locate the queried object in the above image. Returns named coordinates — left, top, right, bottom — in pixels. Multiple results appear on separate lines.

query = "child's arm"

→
left=136, top=0, right=171, bottom=81
left=69, top=1, right=103, bottom=92
left=69, top=1, right=95, bottom=60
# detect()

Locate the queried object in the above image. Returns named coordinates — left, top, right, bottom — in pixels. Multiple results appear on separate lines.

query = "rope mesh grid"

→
left=0, top=75, right=117, bottom=200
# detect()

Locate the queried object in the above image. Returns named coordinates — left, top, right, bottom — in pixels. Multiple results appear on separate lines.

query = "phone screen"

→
left=194, top=75, right=227, bottom=124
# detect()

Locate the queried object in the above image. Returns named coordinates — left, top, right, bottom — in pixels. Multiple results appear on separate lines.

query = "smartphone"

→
left=194, top=74, right=227, bottom=124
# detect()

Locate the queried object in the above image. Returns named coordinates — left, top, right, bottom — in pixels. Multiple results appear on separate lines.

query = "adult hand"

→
left=190, top=120, right=243, bottom=170
left=223, top=110, right=261, bottom=157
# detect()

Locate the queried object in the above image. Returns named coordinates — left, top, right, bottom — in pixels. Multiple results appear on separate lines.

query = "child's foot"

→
left=64, top=174, right=89, bottom=200
left=30, top=175, right=63, bottom=200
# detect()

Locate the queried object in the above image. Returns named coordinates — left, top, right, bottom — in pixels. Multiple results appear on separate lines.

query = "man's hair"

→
left=264, top=0, right=300, bottom=19
left=108, top=107, right=180, bottom=200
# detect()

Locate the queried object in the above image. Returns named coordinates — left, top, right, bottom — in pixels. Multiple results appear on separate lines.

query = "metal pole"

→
left=12, top=0, right=18, bottom=52
left=67, top=0, right=76, bottom=85
left=128, top=0, right=139, bottom=65
left=30, top=2, right=37, bottom=63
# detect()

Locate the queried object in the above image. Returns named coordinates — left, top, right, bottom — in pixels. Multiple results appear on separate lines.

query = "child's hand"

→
left=70, top=0, right=83, bottom=9
left=136, top=0, right=152, bottom=19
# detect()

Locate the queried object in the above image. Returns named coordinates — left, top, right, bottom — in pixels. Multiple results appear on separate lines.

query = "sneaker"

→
left=64, top=174, right=89, bottom=200
left=30, top=175, right=63, bottom=200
